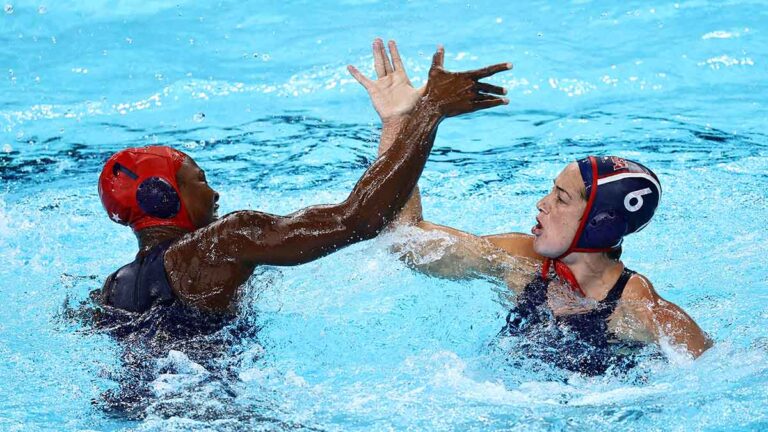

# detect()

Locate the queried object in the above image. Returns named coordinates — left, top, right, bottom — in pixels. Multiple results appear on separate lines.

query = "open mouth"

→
left=532, top=217, right=543, bottom=236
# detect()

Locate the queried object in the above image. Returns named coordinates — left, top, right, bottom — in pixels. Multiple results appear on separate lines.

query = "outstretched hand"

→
left=423, top=45, right=511, bottom=119
left=348, top=39, right=424, bottom=123
left=348, top=40, right=512, bottom=122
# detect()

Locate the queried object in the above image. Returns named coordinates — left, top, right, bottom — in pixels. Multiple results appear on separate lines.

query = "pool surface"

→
left=1, top=1, right=767, bottom=430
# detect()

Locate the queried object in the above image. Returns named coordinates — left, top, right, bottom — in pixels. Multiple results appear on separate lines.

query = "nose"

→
left=536, top=195, right=550, bottom=214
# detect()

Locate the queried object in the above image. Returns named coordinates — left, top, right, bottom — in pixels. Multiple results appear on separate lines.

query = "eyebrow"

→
left=553, top=180, right=572, bottom=200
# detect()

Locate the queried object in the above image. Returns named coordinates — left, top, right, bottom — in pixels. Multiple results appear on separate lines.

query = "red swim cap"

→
left=98, top=146, right=196, bottom=232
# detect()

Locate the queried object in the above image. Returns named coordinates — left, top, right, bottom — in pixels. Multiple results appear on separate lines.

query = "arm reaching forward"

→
left=351, top=39, right=539, bottom=287
left=164, top=45, right=512, bottom=311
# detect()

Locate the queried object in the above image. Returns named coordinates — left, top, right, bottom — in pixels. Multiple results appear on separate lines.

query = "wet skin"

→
left=131, top=48, right=512, bottom=312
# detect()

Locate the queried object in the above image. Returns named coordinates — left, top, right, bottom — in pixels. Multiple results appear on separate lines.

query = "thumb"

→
left=347, top=65, right=372, bottom=89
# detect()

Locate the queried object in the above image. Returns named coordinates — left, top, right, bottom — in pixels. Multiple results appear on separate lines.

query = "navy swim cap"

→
left=564, top=156, right=661, bottom=256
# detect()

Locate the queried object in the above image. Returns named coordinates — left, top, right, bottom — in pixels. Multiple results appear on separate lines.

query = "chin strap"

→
left=541, top=258, right=586, bottom=297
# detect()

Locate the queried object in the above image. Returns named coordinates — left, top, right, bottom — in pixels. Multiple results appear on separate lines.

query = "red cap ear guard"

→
left=98, top=146, right=196, bottom=232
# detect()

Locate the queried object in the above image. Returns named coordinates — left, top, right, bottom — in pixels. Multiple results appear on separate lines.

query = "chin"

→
left=533, top=237, right=566, bottom=259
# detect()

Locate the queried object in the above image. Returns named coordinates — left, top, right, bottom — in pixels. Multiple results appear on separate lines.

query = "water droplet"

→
left=193, top=112, right=205, bottom=122
left=4, top=4, right=13, bottom=14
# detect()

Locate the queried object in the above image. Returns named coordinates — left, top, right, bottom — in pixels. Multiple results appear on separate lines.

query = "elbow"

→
left=352, top=215, right=387, bottom=241
left=693, top=336, right=714, bottom=358
left=340, top=201, right=389, bottom=241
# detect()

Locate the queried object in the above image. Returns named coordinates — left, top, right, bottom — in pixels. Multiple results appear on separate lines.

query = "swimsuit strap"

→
left=599, top=267, right=636, bottom=308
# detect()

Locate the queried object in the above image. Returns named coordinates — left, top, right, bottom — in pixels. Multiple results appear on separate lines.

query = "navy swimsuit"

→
left=100, top=241, right=176, bottom=313
left=503, top=267, right=646, bottom=375
left=92, top=241, right=248, bottom=418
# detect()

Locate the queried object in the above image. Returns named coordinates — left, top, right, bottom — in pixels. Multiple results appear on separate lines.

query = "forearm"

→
left=342, top=98, right=441, bottom=235
left=394, top=186, right=424, bottom=225
left=393, top=220, right=516, bottom=282
left=378, top=117, right=407, bottom=157
left=378, top=117, right=428, bottom=226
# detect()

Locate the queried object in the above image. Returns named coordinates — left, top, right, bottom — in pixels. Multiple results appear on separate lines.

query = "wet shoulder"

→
left=621, top=271, right=660, bottom=303
left=609, top=271, right=659, bottom=343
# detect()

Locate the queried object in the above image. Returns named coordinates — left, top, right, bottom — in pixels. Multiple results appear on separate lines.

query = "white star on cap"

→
left=110, top=212, right=123, bottom=223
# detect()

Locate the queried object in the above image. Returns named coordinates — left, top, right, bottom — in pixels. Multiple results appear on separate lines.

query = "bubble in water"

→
left=38, top=5, right=46, bottom=14
left=193, top=112, right=205, bottom=123
left=2, top=144, right=12, bottom=153
left=4, top=4, right=12, bottom=14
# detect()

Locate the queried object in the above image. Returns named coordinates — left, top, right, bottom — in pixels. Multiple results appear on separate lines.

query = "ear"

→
left=583, top=210, right=627, bottom=248
left=136, top=177, right=181, bottom=219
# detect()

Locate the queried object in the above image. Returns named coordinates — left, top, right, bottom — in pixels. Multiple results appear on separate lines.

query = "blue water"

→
left=2, top=1, right=767, bottom=430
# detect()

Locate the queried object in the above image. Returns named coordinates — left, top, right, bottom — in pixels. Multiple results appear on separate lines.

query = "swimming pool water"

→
left=1, top=1, right=767, bottom=430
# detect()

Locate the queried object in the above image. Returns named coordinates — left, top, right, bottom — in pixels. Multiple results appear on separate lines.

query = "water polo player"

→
left=95, top=45, right=512, bottom=314
left=351, top=39, right=711, bottom=375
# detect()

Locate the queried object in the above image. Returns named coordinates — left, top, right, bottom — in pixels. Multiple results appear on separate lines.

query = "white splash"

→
left=698, top=55, right=755, bottom=69
left=702, top=30, right=737, bottom=40
left=151, top=350, right=210, bottom=397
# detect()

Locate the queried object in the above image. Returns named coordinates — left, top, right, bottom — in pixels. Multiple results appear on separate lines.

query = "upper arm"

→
left=483, top=232, right=544, bottom=262
left=208, top=205, right=370, bottom=267
left=619, top=274, right=713, bottom=358
left=163, top=206, right=369, bottom=311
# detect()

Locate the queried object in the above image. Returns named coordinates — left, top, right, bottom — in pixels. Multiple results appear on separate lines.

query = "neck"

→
left=135, top=225, right=188, bottom=256
left=559, top=252, right=624, bottom=300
